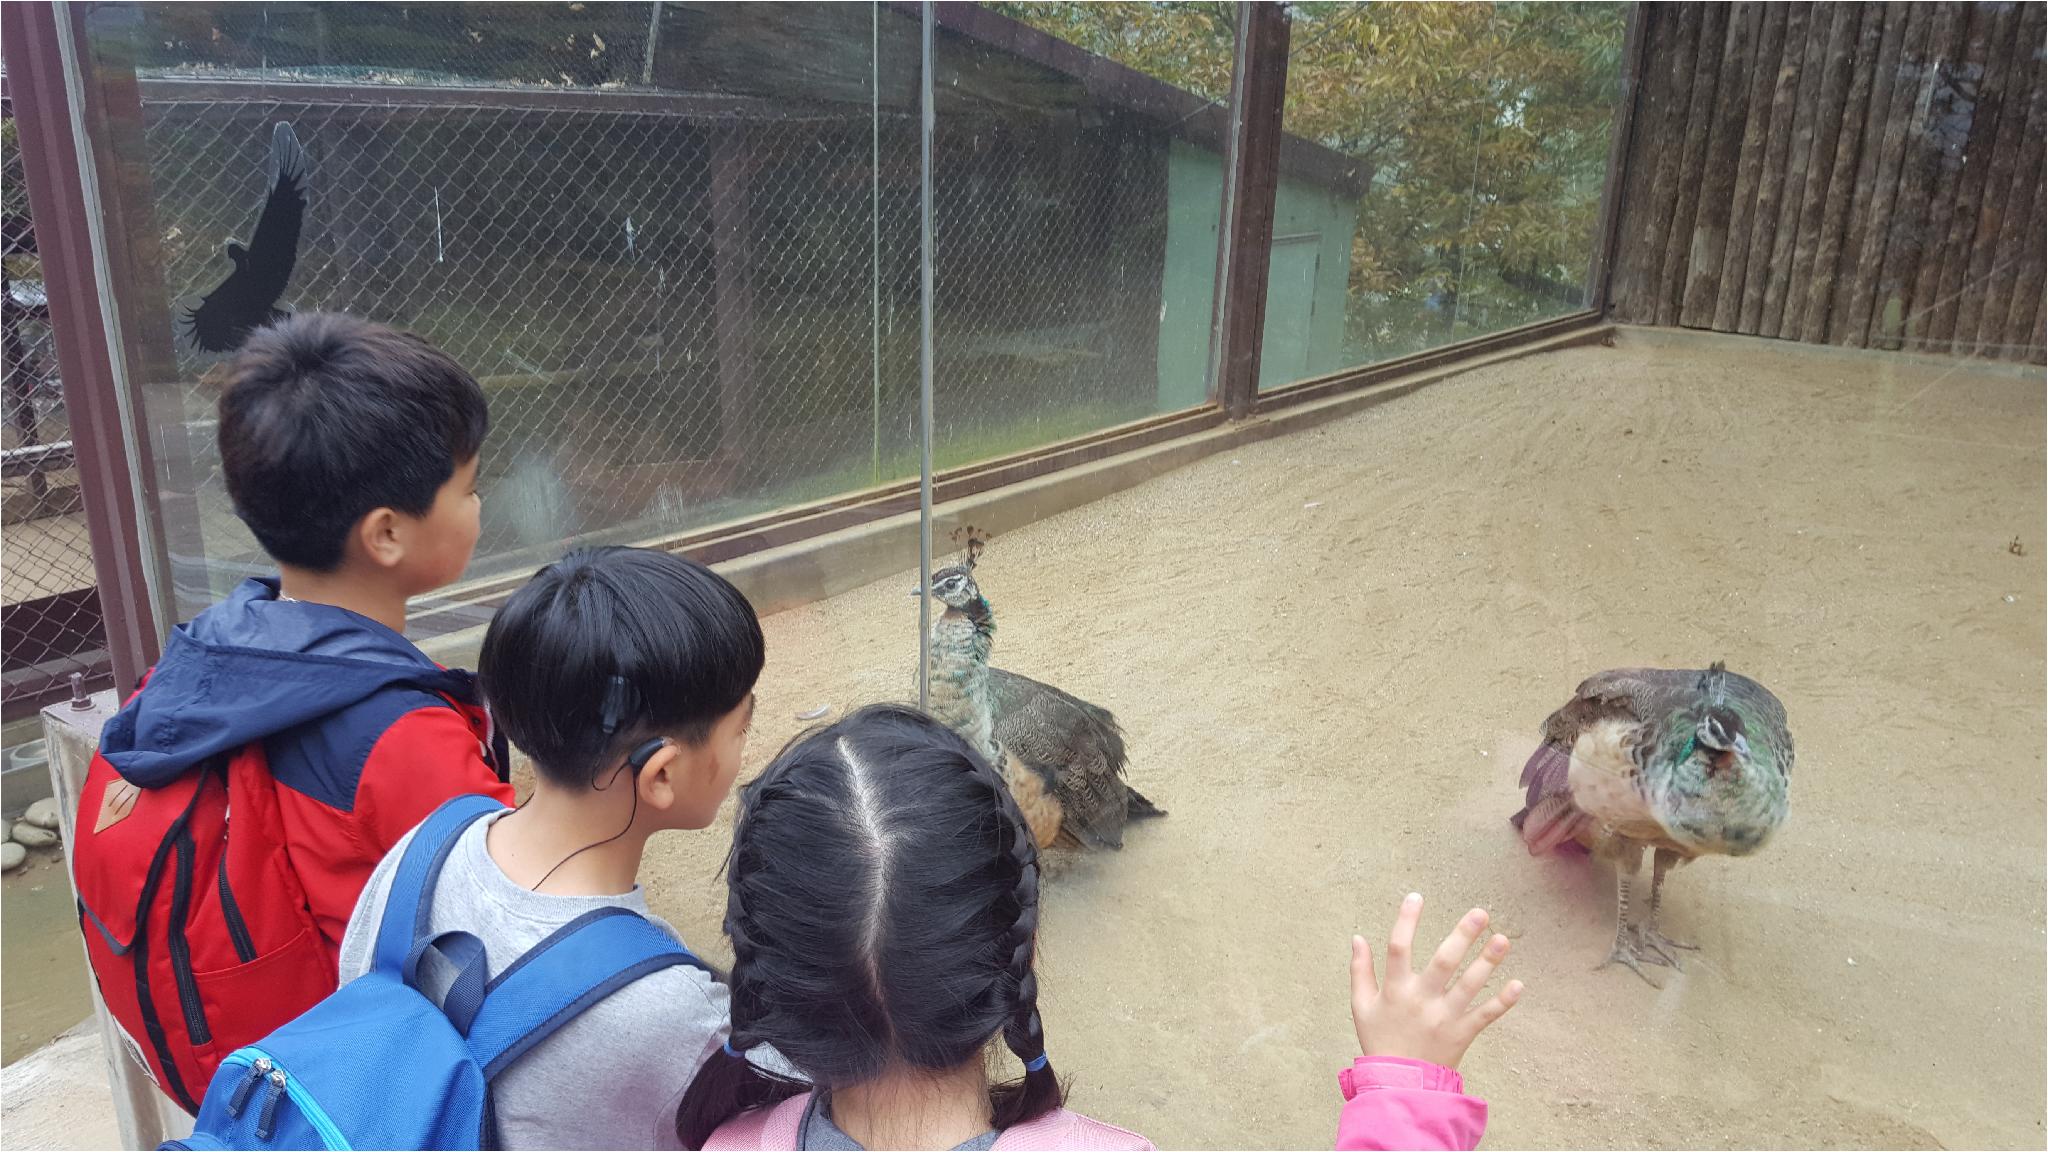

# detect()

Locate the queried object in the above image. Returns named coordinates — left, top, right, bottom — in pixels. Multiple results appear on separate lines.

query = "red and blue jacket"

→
left=76, top=577, right=516, bottom=1108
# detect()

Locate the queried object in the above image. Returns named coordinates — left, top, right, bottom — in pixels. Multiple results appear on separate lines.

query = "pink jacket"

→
left=703, top=1093, right=1154, bottom=1150
left=1336, top=1057, right=1487, bottom=1150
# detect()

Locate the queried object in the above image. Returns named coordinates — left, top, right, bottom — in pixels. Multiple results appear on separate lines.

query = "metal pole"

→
left=641, top=1, right=661, bottom=86
left=917, top=0, right=935, bottom=711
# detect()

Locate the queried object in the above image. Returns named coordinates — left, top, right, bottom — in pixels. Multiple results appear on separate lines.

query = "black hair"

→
left=478, top=546, right=765, bottom=786
left=674, top=705, right=1062, bottom=1149
left=217, top=312, right=489, bottom=571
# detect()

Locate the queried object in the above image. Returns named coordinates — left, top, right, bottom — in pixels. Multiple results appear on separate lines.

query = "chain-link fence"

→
left=110, top=2, right=1207, bottom=607
left=2, top=89, right=109, bottom=719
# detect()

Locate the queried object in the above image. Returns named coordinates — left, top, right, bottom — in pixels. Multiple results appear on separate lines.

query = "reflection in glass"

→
left=1267, top=2, right=1628, bottom=384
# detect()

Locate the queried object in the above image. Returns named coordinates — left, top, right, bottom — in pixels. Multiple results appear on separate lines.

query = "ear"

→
left=634, top=742, right=685, bottom=813
left=354, top=507, right=406, bottom=570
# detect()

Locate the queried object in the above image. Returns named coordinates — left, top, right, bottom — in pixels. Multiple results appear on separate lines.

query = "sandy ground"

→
left=628, top=331, right=2046, bottom=1150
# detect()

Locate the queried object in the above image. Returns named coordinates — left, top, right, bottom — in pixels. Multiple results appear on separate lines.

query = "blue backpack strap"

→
left=462, top=907, right=708, bottom=1080
left=370, top=793, right=507, bottom=977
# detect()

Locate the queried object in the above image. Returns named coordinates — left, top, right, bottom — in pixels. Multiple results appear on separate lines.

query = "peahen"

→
left=918, top=537, right=1164, bottom=851
left=1511, top=662, right=1792, bottom=982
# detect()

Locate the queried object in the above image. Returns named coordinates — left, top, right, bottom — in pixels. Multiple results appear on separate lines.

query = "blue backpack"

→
left=166, top=794, right=708, bottom=1150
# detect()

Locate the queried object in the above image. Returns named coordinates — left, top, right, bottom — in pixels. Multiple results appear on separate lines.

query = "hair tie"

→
left=1024, top=1053, right=1048, bottom=1073
left=722, top=1038, right=744, bottom=1059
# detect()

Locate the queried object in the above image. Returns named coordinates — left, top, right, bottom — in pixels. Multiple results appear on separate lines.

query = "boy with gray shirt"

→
left=339, top=546, right=765, bottom=1149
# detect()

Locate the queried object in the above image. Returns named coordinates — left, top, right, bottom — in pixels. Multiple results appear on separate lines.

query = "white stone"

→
left=10, top=822, right=57, bottom=849
left=1, top=842, right=25, bottom=872
left=23, top=797, right=60, bottom=831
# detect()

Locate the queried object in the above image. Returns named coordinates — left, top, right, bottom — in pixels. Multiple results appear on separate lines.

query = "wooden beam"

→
left=1588, top=2, right=1651, bottom=317
left=1208, top=2, right=1289, bottom=419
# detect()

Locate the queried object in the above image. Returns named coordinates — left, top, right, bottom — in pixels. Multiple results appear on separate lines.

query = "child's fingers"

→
left=1463, top=979, right=1525, bottom=1036
left=1386, top=893, right=1424, bottom=974
left=1351, top=934, right=1380, bottom=1000
left=1449, top=934, right=1510, bottom=1006
left=1423, top=908, right=1490, bottom=987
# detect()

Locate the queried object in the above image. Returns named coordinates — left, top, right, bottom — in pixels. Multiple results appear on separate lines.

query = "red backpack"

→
left=72, top=743, right=333, bottom=1114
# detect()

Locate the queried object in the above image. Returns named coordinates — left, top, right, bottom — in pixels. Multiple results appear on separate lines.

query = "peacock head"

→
left=916, top=564, right=986, bottom=612
left=911, top=528, right=990, bottom=613
left=1691, top=706, right=1751, bottom=778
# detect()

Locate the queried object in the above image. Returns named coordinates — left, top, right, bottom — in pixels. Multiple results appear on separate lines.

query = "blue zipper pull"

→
left=225, top=1057, right=271, bottom=1119
left=255, top=1068, right=287, bottom=1141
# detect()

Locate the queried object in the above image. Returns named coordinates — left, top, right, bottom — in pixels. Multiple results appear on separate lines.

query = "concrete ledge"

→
left=424, top=322, right=1612, bottom=667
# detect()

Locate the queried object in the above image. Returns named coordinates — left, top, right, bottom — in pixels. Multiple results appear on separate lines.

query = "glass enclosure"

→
left=1261, top=1, right=1626, bottom=386
left=17, top=3, right=2046, bottom=1149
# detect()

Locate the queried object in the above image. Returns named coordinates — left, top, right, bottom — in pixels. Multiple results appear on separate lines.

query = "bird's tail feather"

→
left=1512, top=744, right=1589, bottom=856
left=1126, top=786, right=1166, bottom=820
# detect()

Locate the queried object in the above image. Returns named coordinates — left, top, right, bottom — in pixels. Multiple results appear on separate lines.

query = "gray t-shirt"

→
left=338, top=812, right=729, bottom=1150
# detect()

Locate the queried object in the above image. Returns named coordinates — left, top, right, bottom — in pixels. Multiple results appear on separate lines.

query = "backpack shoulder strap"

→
left=370, top=793, right=506, bottom=977
left=462, top=906, right=708, bottom=1080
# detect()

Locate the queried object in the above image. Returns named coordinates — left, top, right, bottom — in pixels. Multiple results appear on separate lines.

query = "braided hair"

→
left=675, top=705, right=1062, bottom=1149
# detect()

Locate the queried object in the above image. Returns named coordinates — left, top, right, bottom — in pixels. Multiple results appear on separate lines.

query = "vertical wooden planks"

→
left=1656, top=2, right=1730, bottom=326
left=1761, top=2, right=1843, bottom=336
left=1680, top=2, right=1762, bottom=327
left=1873, top=3, right=1971, bottom=349
left=1606, top=1, right=2041, bottom=360
left=1739, top=1, right=1814, bottom=334
left=1785, top=3, right=1867, bottom=340
left=1715, top=1, right=1792, bottom=330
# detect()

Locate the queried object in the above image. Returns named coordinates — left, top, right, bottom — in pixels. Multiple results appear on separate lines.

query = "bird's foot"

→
left=1638, top=925, right=1697, bottom=969
left=1596, top=928, right=1662, bottom=987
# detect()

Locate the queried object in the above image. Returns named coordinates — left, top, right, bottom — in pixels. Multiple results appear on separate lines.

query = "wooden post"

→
left=1802, top=5, right=1875, bottom=340
left=43, top=691, right=189, bottom=1150
left=1588, top=2, right=1650, bottom=318
left=1619, top=3, right=1703, bottom=325
left=1954, top=2, right=2042, bottom=355
left=1677, top=1, right=1759, bottom=329
left=1711, top=0, right=1788, bottom=331
left=1904, top=2, right=1998, bottom=351
left=1207, top=1, right=1289, bottom=418
left=1761, top=1, right=1850, bottom=339
left=1924, top=1, right=2024, bottom=352
left=1655, top=2, right=1728, bottom=327
left=2, top=0, right=166, bottom=693
left=1871, top=3, right=1969, bottom=350
left=1970, top=52, right=2045, bottom=355
left=1838, top=2, right=1932, bottom=347
left=1801, top=2, right=1898, bottom=343
left=1996, top=176, right=2047, bottom=360
left=1735, top=1, right=1811, bottom=334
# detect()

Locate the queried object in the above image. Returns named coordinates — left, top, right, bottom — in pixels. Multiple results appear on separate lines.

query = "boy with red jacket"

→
left=73, top=313, right=514, bottom=1112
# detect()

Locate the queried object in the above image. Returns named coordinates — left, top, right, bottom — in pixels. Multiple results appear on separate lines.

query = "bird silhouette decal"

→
left=179, top=121, right=306, bottom=353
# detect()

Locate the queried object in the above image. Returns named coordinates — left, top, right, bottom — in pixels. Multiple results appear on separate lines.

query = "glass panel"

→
left=1261, top=1, right=1628, bottom=387
left=77, top=2, right=926, bottom=630
left=928, top=3, right=1236, bottom=469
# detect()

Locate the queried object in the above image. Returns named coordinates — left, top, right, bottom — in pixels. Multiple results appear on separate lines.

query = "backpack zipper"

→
left=225, top=1056, right=271, bottom=1119
left=217, top=847, right=257, bottom=964
left=165, top=827, right=212, bottom=1045
left=255, top=1068, right=288, bottom=1140
left=223, top=1047, right=352, bottom=1150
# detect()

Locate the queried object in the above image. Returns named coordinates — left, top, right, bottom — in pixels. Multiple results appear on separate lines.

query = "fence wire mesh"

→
left=122, top=1, right=1198, bottom=606
left=2, top=93, right=109, bottom=716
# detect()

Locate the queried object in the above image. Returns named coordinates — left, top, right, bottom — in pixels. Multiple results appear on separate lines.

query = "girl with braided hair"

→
left=673, top=705, right=1152, bottom=1151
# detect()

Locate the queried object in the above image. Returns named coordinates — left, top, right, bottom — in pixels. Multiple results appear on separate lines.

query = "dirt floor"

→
left=627, top=330, right=2045, bottom=1150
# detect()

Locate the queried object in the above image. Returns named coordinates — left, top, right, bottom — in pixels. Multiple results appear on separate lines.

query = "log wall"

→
left=1610, top=2, right=2046, bottom=362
